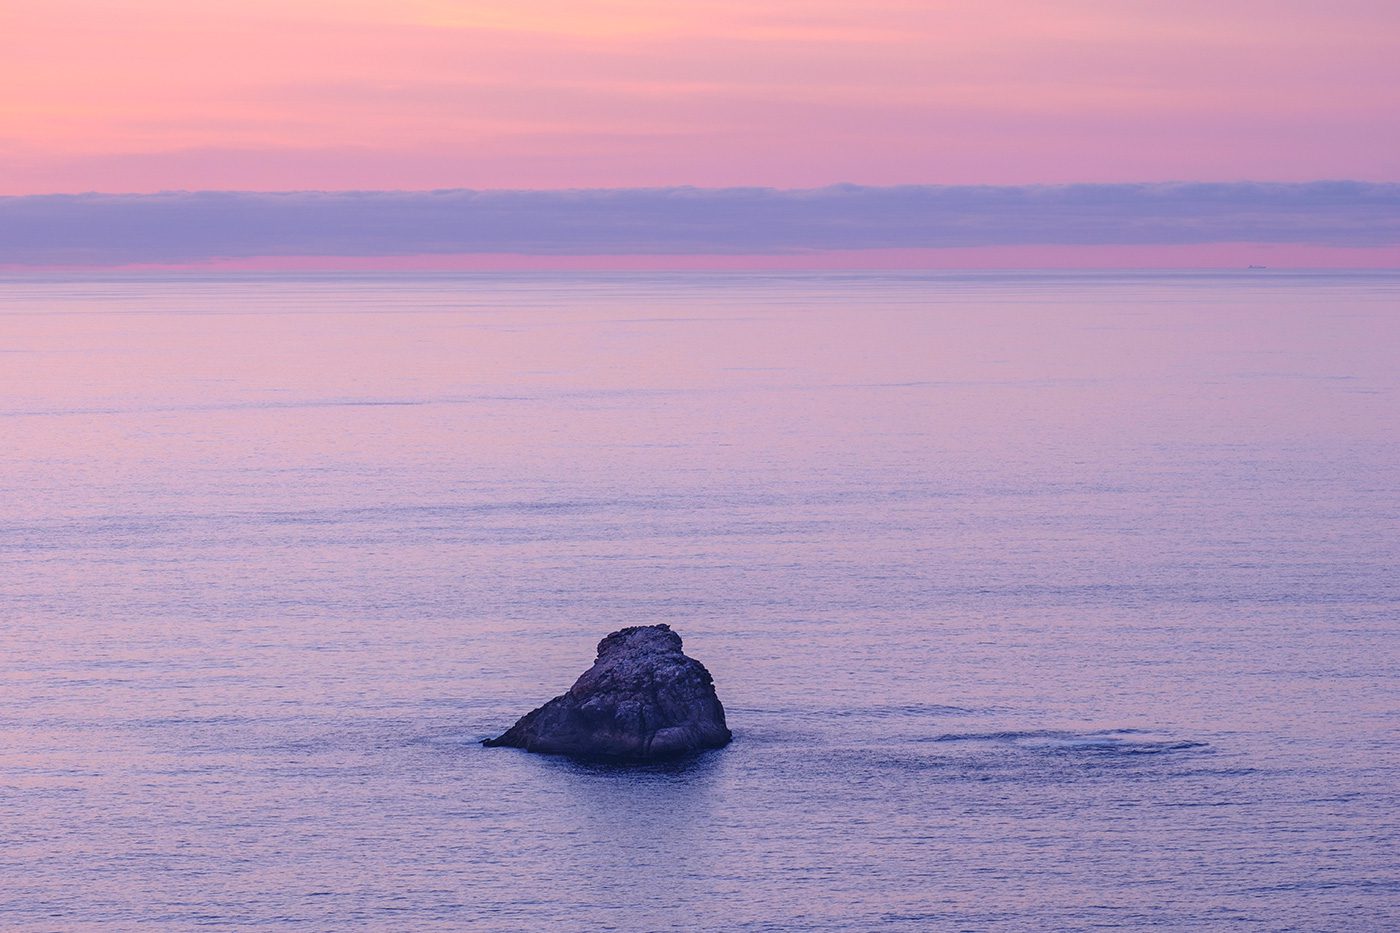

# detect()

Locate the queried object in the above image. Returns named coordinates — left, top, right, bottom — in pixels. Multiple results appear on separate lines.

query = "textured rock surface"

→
left=483, top=624, right=732, bottom=760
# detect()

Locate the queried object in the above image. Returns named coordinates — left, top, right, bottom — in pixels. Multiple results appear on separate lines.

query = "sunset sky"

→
left=3, top=0, right=1398, bottom=266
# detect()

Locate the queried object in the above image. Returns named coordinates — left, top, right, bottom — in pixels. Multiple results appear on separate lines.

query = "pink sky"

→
left=4, top=0, right=1399, bottom=195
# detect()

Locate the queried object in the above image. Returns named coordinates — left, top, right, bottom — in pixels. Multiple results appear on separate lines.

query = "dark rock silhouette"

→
left=483, top=624, right=732, bottom=760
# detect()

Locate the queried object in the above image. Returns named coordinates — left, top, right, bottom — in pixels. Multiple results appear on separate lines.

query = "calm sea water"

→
left=1, top=271, right=1397, bottom=930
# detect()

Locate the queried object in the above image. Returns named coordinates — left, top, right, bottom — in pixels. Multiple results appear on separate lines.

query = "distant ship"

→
left=1247, top=264, right=1268, bottom=269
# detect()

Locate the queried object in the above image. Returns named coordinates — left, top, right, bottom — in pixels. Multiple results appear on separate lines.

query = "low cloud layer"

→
left=2, top=182, right=1397, bottom=266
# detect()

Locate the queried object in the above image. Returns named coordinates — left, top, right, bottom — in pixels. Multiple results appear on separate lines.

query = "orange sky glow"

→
left=4, top=0, right=1399, bottom=195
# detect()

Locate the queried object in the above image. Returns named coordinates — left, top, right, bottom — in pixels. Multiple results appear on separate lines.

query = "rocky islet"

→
left=483, top=624, right=732, bottom=760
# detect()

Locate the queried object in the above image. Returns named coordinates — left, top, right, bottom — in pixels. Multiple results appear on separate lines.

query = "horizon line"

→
left=8, top=178, right=1399, bottom=199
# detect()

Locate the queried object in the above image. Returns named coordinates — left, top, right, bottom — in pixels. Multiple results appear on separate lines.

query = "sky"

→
left=2, top=0, right=1398, bottom=267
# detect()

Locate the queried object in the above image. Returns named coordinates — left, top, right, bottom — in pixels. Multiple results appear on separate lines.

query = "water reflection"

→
left=1, top=272, right=1397, bottom=929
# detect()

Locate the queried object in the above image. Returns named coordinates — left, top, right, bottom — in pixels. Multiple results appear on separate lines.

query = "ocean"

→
left=1, top=271, right=1397, bottom=930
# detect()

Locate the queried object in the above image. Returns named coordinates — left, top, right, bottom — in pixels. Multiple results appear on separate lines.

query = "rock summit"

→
left=483, top=624, right=732, bottom=760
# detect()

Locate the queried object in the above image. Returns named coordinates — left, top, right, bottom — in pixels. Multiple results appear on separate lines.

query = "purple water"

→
left=1, top=271, right=1397, bottom=929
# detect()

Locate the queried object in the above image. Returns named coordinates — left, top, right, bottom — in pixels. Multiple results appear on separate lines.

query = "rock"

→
left=483, top=624, right=732, bottom=760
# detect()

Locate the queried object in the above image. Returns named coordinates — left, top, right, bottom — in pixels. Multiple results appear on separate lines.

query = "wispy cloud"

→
left=2, top=182, right=1398, bottom=266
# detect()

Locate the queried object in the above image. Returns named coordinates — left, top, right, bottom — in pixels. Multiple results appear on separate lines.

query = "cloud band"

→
left=2, top=182, right=1398, bottom=266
